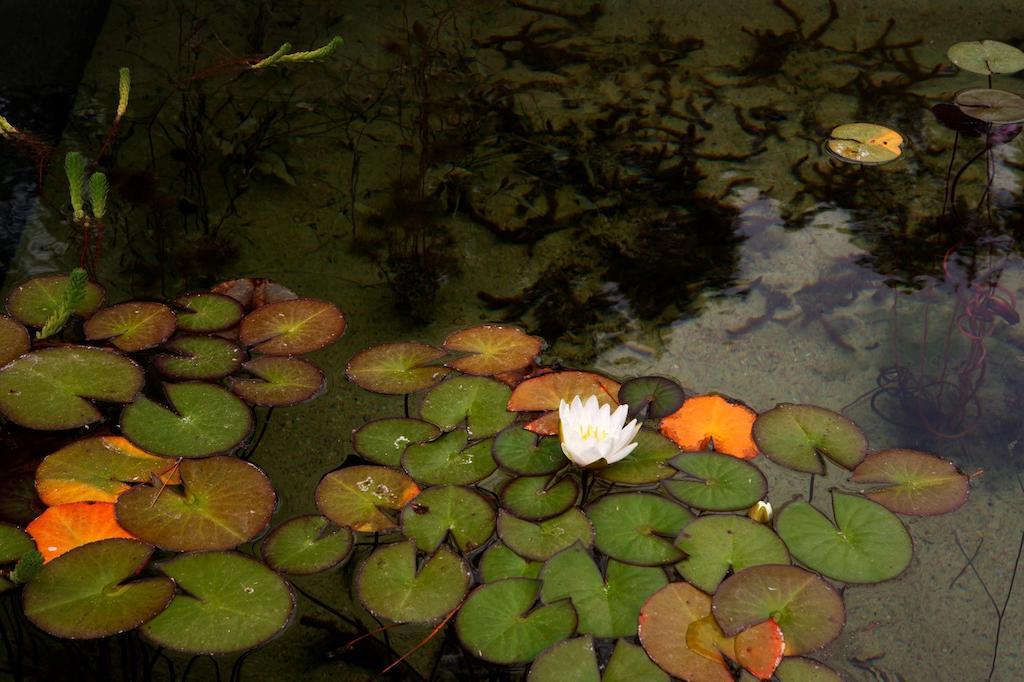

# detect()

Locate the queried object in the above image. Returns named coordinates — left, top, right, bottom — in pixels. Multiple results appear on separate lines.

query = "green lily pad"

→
left=603, top=639, right=670, bottom=682
left=493, top=426, right=567, bottom=476
left=346, top=342, right=448, bottom=394
left=238, top=298, right=345, bottom=355
left=400, top=485, right=495, bottom=553
left=260, top=515, right=354, bottom=575
left=174, top=292, right=244, bottom=333
left=84, top=302, right=177, bottom=352
left=153, top=335, right=244, bottom=381
left=948, top=40, right=1024, bottom=76
left=712, top=565, right=845, bottom=655
left=528, top=635, right=600, bottom=682
left=419, top=376, right=515, bottom=438
left=596, top=429, right=681, bottom=485
left=0, top=473, right=43, bottom=525
left=355, top=540, right=470, bottom=623
left=753, top=404, right=867, bottom=475
left=0, top=523, right=35, bottom=592
left=402, top=430, right=496, bottom=485
left=121, top=382, right=253, bottom=458
left=851, top=449, right=971, bottom=516
left=775, top=657, right=843, bottom=682
left=139, top=551, right=295, bottom=654
left=675, top=515, right=789, bottom=593
left=0, top=315, right=29, bottom=366
left=638, top=582, right=734, bottom=682
left=955, top=88, right=1024, bottom=124
left=443, top=324, right=544, bottom=376
left=352, top=418, right=441, bottom=467
left=315, top=465, right=421, bottom=533
left=539, top=544, right=667, bottom=638
left=663, top=452, right=767, bottom=511
left=456, top=578, right=577, bottom=664
left=0, top=346, right=143, bottom=430
left=480, top=542, right=542, bottom=582
left=824, top=123, right=904, bottom=165
left=619, top=376, right=686, bottom=420
left=5, top=274, right=105, bottom=327
left=229, top=356, right=325, bottom=406
left=775, top=491, right=911, bottom=583
left=500, top=475, right=578, bottom=521
left=498, top=508, right=594, bottom=561
left=587, top=493, right=693, bottom=566
left=23, top=539, right=174, bottom=639
left=115, top=456, right=276, bottom=551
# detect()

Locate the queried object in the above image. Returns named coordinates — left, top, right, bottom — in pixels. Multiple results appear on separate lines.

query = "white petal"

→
left=606, top=441, right=638, bottom=464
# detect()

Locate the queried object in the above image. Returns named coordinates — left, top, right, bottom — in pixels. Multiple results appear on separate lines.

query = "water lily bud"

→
left=748, top=500, right=773, bottom=524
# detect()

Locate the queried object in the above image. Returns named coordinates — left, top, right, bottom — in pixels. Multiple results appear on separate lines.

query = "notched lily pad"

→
left=84, top=302, right=177, bottom=352
left=497, top=508, right=594, bottom=561
left=443, top=325, right=544, bottom=375
left=753, top=403, right=867, bottom=475
left=346, top=342, right=448, bottom=394
left=638, top=582, right=733, bottom=682
left=260, top=515, right=354, bottom=575
left=153, top=335, right=244, bottom=381
left=527, top=635, right=600, bottom=682
left=174, top=292, right=244, bottom=332
left=664, top=452, right=767, bottom=511
left=352, top=418, right=441, bottom=467
left=587, top=493, right=692, bottom=566
left=851, top=448, right=970, bottom=516
left=619, top=376, right=686, bottom=420
left=660, top=394, right=758, bottom=460
left=955, top=88, right=1024, bottom=124
left=355, top=540, right=470, bottom=623
left=419, top=376, right=514, bottom=438
left=400, top=485, right=495, bottom=553
left=675, top=515, right=789, bottom=593
left=402, top=430, right=496, bottom=486
left=238, top=298, right=345, bottom=355
left=507, top=370, right=620, bottom=412
left=603, top=639, right=670, bottom=682
left=0, top=316, right=30, bottom=366
left=493, top=426, right=566, bottom=476
left=775, top=656, right=843, bottom=682
left=480, top=542, right=542, bottom=582
left=316, top=465, right=421, bottom=532
left=228, top=356, right=325, bottom=406
left=500, top=474, right=578, bottom=521
left=596, top=428, right=681, bottom=485
left=948, top=40, right=1024, bottom=76
left=5, top=274, right=105, bottom=327
left=824, top=123, right=904, bottom=165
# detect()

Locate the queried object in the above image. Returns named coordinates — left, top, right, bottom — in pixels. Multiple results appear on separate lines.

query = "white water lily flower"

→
left=558, top=395, right=641, bottom=468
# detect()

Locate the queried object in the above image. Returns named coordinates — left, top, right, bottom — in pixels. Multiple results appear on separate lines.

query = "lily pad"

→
left=775, top=491, right=911, bottom=583
left=948, top=40, right=1024, bottom=76
left=851, top=449, right=970, bottom=516
left=497, top=508, right=594, bottom=561
left=675, top=515, right=790, bottom=593
left=139, top=551, right=295, bottom=654
left=443, top=325, right=544, bottom=375
left=775, top=657, right=843, bottom=682
left=228, top=356, right=325, bottom=406
left=603, top=639, right=670, bottom=682
left=355, top=540, right=470, bottom=623
left=539, top=544, right=667, bottom=638
left=493, top=426, right=567, bottom=476
left=402, top=430, right=496, bottom=485
left=596, top=428, right=681, bottom=484
left=419, top=376, right=514, bottom=438
left=587, top=493, right=692, bottom=565
left=346, top=342, right=448, bottom=394
left=120, top=382, right=253, bottom=458
left=238, top=298, right=345, bottom=355
left=480, top=542, right=542, bottom=582
left=637, top=582, right=733, bottom=682
left=5, top=274, right=105, bottom=327
left=23, top=539, right=173, bottom=639
left=712, top=565, right=845, bottom=655
left=753, top=403, right=867, bottom=475
left=824, top=123, right=904, bottom=165
left=660, top=394, right=759, bottom=460
left=528, top=635, right=600, bottom=682
left=315, top=465, right=421, bottom=532
left=501, top=475, right=578, bottom=521
left=663, top=452, right=767, bottom=511
left=955, top=88, right=1024, bottom=124
left=84, top=302, right=177, bottom=352
left=352, top=418, right=441, bottom=467
left=0, top=346, right=143, bottom=430
left=0, top=316, right=29, bottom=365
left=260, top=515, right=354, bottom=575
left=507, top=370, right=620, bottom=412
left=115, top=457, right=276, bottom=551
left=0, top=523, right=36, bottom=592
left=174, top=292, right=244, bottom=332
left=26, top=502, right=135, bottom=562
left=153, top=335, right=244, bottom=381
left=400, top=485, right=495, bottom=553
left=455, top=578, right=577, bottom=664
left=618, top=376, right=686, bottom=420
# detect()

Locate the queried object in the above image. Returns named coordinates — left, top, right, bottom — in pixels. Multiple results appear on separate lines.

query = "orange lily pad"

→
left=524, top=411, right=561, bottom=435
left=660, top=394, right=759, bottom=459
left=238, top=298, right=345, bottom=355
left=732, top=619, right=785, bottom=680
left=442, top=325, right=544, bottom=375
left=84, top=302, right=177, bottom=352
left=507, top=370, right=620, bottom=412
left=26, top=502, right=135, bottom=562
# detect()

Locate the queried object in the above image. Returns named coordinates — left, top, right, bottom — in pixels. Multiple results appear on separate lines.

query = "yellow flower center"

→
left=578, top=425, right=607, bottom=441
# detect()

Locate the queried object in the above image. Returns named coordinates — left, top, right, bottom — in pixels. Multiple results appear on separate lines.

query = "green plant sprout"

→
left=0, top=113, right=18, bottom=137
left=89, top=172, right=109, bottom=220
left=37, top=268, right=88, bottom=340
left=63, top=152, right=87, bottom=222
left=251, top=35, right=343, bottom=69
left=116, top=67, right=130, bottom=121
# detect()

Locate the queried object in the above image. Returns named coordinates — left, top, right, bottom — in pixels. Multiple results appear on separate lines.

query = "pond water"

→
left=3, top=0, right=1024, bottom=680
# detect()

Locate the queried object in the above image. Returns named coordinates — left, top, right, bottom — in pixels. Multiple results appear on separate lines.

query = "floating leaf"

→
left=675, top=515, right=789, bottom=594
left=824, top=123, right=904, bottom=165
left=596, top=428, right=681, bottom=484
left=455, top=578, right=577, bottom=664
left=352, top=418, right=441, bottom=467
left=524, top=411, right=562, bottom=436
left=419, top=376, right=514, bottom=438
left=316, top=465, right=421, bottom=532
left=587, top=493, right=692, bottom=566
left=400, top=485, right=495, bottom=553
left=493, top=426, right=566, bottom=476
left=84, top=302, right=177, bottom=352
left=851, top=449, right=970, bottom=516
left=120, top=382, right=253, bottom=458
left=23, top=539, right=173, bottom=639
left=603, top=639, right=670, bottom=682
left=0, top=315, right=29, bottom=365
left=775, top=657, right=843, bottom=682
left=507, top=370, right=620, bottom=412
left=775, top=491, right=911, bottom=583
left=211, top=278, right=297, bottom=309
left=931, top=102, right=989, bottom=137
left=154, top=335, right=244, bottom=381
left=663, top=452, right=767, bottom=511
left=712, top=565, right=845, bottom=655
left=355, top=540, right=470, bottom=623
left=260, top=515, right=353, bottom=575
left=618, top=376, right=686, bottom=420
left=26, top=502, right=135, bottom=562
left=501, top=475, right=578, bottom=521
left=229, top=356, right=325, bottom=406
left=497, top=508, right=594, bottom=561
left=0, top=474, right=44, bottom=525
left=660, top=394, right=758, bottom=460
left=140, top=551, right=294, bottom=654
left=480, top=542, right=542, bottom=582
left=0, top=523, right=35, bottom=592
left=637, top=582, right=733, bottom=682
left=0, top=346, right=143, bottom=430
left=5, top=274, right=105, bottom=327
left=115, top=457, right=276, bottom=552
left=402, top=430, right=497, bottom=485
left=238, top=298, right=345, bottom=355
left=443, top=325, right=544, bottom=375
left=174, top=292, right=244, bottom=332
left=528, top=635, right=599, bottom=682
left=948, top=40, right=1024, bottom=76
left=346, top=342, right=448, bottom=394
left=733, top=619, right=786, bottom=680
left=955, top=88, right=1024, bottom=124
left=539, top=544, right=667, bottom=638
left=753, top=404, right=867, bottom=474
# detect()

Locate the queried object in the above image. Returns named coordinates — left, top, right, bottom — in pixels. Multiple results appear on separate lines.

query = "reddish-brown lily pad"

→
left=153, top=335, right=245, bottom=381
left=84, top=302, right=177, bottom=352
left=851, top=449, right=970, bottom=516
left=315, top=465, right=421, bottom=532
left=638, top=582, right=733, bottom=682
left=346, top=342, right=449, bottom=394
left=229, top=356, right=325, bottom=406
left=442, top=325, right=544, bottom=375
left=5, top=273, right=105, bottom=327
left=26, top=502, right=136, bottom=563
left=238, top=298, right=345, bottom=355
left=507, top=370, right=620, bottom=412
left=0, top=315, right=29, bottom=366
left=174, top=292, right=244, bottom=332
